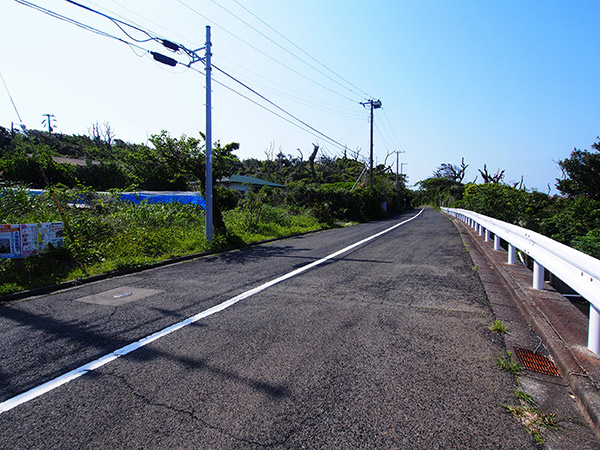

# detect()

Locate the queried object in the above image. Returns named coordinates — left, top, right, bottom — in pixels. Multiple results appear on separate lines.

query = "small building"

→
left=217, top=174, right=285, bottom=193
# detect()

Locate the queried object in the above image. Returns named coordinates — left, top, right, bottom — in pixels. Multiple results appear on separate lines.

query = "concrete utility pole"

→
left=205, top=25, right=213, bottom=242
left=149, top=28, right=213, bottom=241
left=42, top=113, right=55, bottom=133
left=395, top=150, right=405, bottom=186
left=360, top=99, right=381, bottom=186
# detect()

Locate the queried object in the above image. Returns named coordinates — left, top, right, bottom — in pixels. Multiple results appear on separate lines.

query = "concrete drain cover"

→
left=514, top=347, right=561, bottom=377
left=76, top=287, right=163, bottom=306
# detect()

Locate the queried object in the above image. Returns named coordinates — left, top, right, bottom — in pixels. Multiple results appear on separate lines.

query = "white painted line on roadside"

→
left=0, top=209, right=423, bottom=415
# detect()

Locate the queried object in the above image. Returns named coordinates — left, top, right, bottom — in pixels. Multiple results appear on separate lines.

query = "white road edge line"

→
left=0, top=209, right=424, bottom=415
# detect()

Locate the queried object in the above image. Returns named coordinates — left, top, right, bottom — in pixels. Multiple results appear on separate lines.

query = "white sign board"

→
left=20, top=223, right=39, bottom=258
left=0, top=222, right=64, bottom=258
left=0, top=224, right=21, bottom=258
left=39, top=222, right=64, bottom=253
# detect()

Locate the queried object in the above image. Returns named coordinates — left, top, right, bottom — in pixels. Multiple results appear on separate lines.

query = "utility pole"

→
left=204, top=26, right=213, bottom=242
left=360, top=99, right=381, bottom=186
left=42, top=113, right=55, bottom=133
left=395, top=150, right=405, bottom=186
left=148, top=29, right=212, bottom=241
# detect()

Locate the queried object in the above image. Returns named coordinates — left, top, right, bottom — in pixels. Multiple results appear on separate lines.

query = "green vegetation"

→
left=490, top=319, right=507, bottom=334
left=0, top=185, right=325, bottom=295
left=0, top=125, right=412, bottom=295
left=494, top=350, right=523, bottom=376
left=503, top=390, right=563, bottom=444
left=413, top=138, right=600, bottom=258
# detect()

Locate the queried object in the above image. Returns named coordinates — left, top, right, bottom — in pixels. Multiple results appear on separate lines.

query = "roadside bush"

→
left=539, top=196, right=600, bottom=246
left=0, top=185, right=327, bottom=294
left=457, top=183, right=554, bottom=231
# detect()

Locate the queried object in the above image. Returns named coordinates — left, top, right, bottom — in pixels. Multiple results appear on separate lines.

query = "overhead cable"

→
left=209, top=0, right=366, bottom=102
left=17, top=0, right=354, bottom=154
left=212, top=65, right=352, bottom=152
left=174, top=0, right=359, bottom=103
left=16, top=0, right=150, bottom=55
left=230, top=0, right=373, bottom=100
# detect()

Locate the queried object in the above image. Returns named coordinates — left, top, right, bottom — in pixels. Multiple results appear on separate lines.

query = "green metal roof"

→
left=220, top=174, right=285, bottom=188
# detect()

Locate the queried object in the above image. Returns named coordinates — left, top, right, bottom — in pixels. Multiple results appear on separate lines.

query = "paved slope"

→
left=0, top=209, right=535, bottom=448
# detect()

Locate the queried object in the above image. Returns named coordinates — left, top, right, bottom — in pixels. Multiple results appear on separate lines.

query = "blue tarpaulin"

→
left=23, top=189, right=205, bottom=209
left=119, top=192, right=205, bottom=208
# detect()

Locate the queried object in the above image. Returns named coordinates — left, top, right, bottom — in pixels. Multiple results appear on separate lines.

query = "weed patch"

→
left=1, top=187, right=327, bottom=295
left=494, top=350, right=522, bottom=376
left=503, top=390, right=563, bottom=444
left=490, top=319, right=507, bottom=334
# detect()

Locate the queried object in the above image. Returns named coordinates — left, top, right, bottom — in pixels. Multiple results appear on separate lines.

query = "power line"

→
left=17, top=0, right=356, bottom=156
left=83, top=0, right=365, bottom=119
left=197, top=67, right=347, bottom=153
left=209, top=0, right=367, bottom=101
left=214, top=61, right=365, bottom=120
left=374, top=121, right=393, bottom=155
left=15, top=0, right=151, bottom=55
left=65, top=0, right=155, bottom=43
left=381, top=106, right=404, bottom=150
left=89, top=0, right=192, bottom=44
left=212, top=65, right=352, bottom=152
left=230, top=0, right=372, bottom=100
left=174, top=0, right=360, bottom=103
left=340, top=121, right=369, bottom=141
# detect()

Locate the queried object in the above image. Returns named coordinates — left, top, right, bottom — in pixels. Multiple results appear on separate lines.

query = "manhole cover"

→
left=76, top=287, right=163, bottom=306
left=514, top=347, right=561, bottom=377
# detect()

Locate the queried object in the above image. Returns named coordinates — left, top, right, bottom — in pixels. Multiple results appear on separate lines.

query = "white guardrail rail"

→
left=443, top=207, right=600, bottom=354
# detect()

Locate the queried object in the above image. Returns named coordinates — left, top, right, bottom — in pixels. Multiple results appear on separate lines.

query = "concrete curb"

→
left=451, top=216, right=600, bottom=436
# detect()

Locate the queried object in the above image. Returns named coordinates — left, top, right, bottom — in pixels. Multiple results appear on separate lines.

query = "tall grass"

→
left=0, top=186, right=325, bottom=295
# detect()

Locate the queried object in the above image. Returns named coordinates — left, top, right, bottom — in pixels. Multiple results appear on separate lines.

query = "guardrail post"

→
left=493, top=235, right=501, bottom=251
left=589, top=305, right=600, bottom=354
left=508, top=244, right=516, bottom=264
left=478, top=225, right=484, bottom=237
left=485, top=229, right=491, bottom=242
left=533, top=260, right=545, bottom=290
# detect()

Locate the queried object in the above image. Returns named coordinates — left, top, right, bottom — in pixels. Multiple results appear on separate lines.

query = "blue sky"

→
left=1, top=0, right=599, bottom=192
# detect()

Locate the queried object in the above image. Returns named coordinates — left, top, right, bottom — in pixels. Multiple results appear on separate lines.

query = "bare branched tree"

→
left=479, top=164, right=505, bottom=183
left=102, top=121, right=115, bottom=146
left=433, top=157, right=468, bottom=183
left=349, top=147, right=362, bottom=161
left=308, top=143, right=319, bottom=182
left=89, top=120, right=115, bottom=148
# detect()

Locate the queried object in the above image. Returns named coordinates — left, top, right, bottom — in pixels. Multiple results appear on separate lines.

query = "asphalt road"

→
left=0, top=208, right=536, bottom=449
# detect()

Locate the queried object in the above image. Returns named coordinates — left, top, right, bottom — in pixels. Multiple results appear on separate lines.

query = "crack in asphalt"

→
left=103, top=371, right=305, bottom=448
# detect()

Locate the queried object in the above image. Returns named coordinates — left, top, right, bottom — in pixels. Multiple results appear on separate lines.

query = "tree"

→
left=433, top=157, right=468, bottom=183
left=415, top=158, right=468, bottom=206
left=556, top=139, right=600, bottom=200
left=147, top=131, right=240, bottom=235
left=308, top=143, right=319, bottom=182
left=478, top=164, right=505, bottom=184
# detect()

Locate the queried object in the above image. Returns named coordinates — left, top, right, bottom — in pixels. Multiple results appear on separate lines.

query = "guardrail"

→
left=443, top=208, right=600, bottom=354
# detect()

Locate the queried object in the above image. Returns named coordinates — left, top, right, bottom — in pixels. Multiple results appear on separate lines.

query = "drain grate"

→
left=514, top=347, right=561, bottom=377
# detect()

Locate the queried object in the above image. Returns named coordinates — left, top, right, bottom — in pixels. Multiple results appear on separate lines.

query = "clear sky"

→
left=1, top=0, right=599, bottom=192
